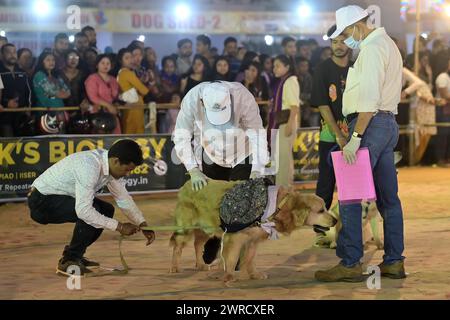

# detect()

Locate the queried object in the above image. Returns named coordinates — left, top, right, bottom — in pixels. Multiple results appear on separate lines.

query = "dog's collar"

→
left=269, top=194, right=290, bottom=222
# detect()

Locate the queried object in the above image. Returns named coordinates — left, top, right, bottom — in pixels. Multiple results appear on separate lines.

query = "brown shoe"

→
left=315, top=263, right=364, bottom=282
left=378, top=260, right=406, bottom=279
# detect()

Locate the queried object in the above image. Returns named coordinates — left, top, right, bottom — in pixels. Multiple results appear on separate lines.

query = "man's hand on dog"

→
left=116, top=222, right=139, bottom=236
left=188, top=167, right=208, bottom=191
left=139, top=222, right=156, bottom=246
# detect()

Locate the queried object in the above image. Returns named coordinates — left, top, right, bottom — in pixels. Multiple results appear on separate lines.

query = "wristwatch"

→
left=352, top=131, right=363, bottom=139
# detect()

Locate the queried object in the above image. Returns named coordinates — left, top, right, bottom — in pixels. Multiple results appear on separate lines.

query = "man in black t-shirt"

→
left=310, top=25, right=352, bottom=211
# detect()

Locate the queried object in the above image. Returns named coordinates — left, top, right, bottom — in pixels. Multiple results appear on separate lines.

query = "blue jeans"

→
left=337, top=112, right=405, bottom=267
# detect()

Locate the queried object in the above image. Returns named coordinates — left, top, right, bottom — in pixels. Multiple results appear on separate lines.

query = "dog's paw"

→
left=249, top=272, right=268, bottom=280
left=169, top=266, right=182, bottom=273
left=195, top=263, right=210, bottom=271
left=223, top=273, right=237, bottom=286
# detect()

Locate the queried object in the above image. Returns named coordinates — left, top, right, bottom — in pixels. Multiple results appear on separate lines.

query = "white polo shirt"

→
left=342, top=27, right=403, bottom=117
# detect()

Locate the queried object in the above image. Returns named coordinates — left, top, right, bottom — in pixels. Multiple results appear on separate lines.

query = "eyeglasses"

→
left=68, top=55, right=80, bottom=60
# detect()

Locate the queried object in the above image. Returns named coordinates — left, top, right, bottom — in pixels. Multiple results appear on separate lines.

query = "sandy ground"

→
left=0, top=167, right=450, bottom=300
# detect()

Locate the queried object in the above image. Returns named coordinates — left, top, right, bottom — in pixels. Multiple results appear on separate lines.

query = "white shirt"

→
left=435, top=72, right=450, bottom=99
left=342, top=27, right=403, bottom=116
left=0, top=74, right=4, bottom=89
left=260, top=185, right=280, bottom=240
left=172, top=81, right=270, bottom=173
left=32, top=149, right=146, bottom=231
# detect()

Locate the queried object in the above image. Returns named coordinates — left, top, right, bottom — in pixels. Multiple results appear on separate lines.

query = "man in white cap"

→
left=315, top=5, right=406, bottom=282
left=172, top=81, right=269, bottom=191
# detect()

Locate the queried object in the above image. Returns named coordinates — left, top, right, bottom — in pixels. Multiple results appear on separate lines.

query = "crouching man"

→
left=27, top=139, right=155, bottom=275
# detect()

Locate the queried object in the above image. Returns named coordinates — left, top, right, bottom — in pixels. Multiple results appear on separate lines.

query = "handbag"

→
left=119, top=87, right=139, bottom=104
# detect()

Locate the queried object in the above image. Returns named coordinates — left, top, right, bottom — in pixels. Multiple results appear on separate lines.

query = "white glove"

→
left=188, top=168, right=208, bottom=191
left=250, top=171, right=262, bottom=179
left=342, top=136, right=361, bottom=164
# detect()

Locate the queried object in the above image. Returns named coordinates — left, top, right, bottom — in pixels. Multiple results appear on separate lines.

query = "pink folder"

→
left=331, top=148, right=377, bottom=204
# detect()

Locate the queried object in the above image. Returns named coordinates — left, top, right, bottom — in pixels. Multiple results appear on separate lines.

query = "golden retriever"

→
left=169, top=180, right=337, bottom=284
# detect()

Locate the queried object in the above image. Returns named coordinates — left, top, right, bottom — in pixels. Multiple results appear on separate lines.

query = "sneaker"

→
left=315, top=263, right=364, bottom=282
left=57, top=257, right=92, bottom=276
left=378, top=260, right=406, bottom=279
left=80, top=257, right=100, bottom=267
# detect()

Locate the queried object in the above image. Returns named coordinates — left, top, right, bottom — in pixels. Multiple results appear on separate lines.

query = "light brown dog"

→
left=169, top=180, right=337, bottom=284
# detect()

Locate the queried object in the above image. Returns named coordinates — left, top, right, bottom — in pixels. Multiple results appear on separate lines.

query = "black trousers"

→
left=27, top=189, right=114, bottom=261
left=202, top=157, right=252, bottom=181
left=315, top=141, right=338, bottom=210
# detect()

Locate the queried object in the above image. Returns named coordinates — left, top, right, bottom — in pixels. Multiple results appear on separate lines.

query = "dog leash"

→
left=111, top=225, right=221, bottom=276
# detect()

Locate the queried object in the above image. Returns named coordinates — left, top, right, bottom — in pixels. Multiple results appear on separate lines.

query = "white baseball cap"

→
left=329, top=5, right=369, bottom=39
left=202, top=82, right=232, bottom=125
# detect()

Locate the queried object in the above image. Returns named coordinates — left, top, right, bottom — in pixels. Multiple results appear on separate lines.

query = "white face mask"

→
left=344, top=26, right=362, bottom=50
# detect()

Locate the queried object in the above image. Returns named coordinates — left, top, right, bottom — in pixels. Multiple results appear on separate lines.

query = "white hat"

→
left=329, top=5, right=369, bottom=39
left=202, top=82, right=232, bottom=125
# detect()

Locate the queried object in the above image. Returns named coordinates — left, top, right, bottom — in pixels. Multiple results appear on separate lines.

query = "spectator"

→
left=158, top=55, right=180, bottom=133
left=223, top=37, right=240, bottom=74
left=307, top=38, right=319, bottom=54
left=85, top=54, right=122, bottom=134
left=116, top=48, right=149, bottom=134
left=296, top=39, right=312, bottom=60
left=196, top=34, right=214, bottom=67
left=210, top=47, right=219, bottom=60
left=235, top=51, right=259, bottom=82
left=430, top=39, right=449, bottom=87
left=53, top=33, right=69, bottom=71
left=0, top=36, right=7, bottom=65
left=139, top=46, right=161, bottom=99
left=236, top=46, right=247, bottom=62
left=268, top=54, right=300, bottom=186
left=0, top=43, right=32, bottom=137
left=74, top=32, right=89, bottom=56
left=241, top=61, right=269, bottom=127
left=84, top=48, right=98, bottom=75
left=180, top=54, right=211, bottom=97
left=241, top=61, right=269, bottom=102
left=61, top=49, right=88, bottom=108
left=434, top=57, right=450, bottom=167
left=259, top=54, right=274, bottom=90
left=33, top=50, right=70, bottom=109
left=295, top=56, right=316, bottom=126
left=17, top=48, right=35, bottom=78
left=406, top=35, right=429, bottom=71
left=282, top=36, right=297, bottom=62
left=176, top=38, right=193, bottom=76
left=129, top=40, right=145, bottom=51
left=418, top=52, right=433, bottom=89
left=81, top=26, right=98, bottom=52
left=107, top=53, right=118, bottom=76
left=212, top=56, right=234, bottom=81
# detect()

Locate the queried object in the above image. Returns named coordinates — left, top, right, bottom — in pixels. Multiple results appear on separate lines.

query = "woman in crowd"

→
left=17, top=48, right=35, bottom=78
left=259, top=54, right=274, bottom=89
left=33, top=50, right=71, bottom=109
left=268, top=54, right=300, bottom=186
left=158, top=55, right=180, bottom=133
left=33, top=50, right=71, bottom=133
left=116, top=48, right=149, bottom=134
left=85, top=54, right=122, bottom=134
left=241, top=61, right=269, bottom=101
left=213, top=56, right=234, bottom=81
left=234, top=51, right=259, bottom=82
left=61, top=49, right=88, bottom=108
left=180, top=54, right=211, bottom=97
